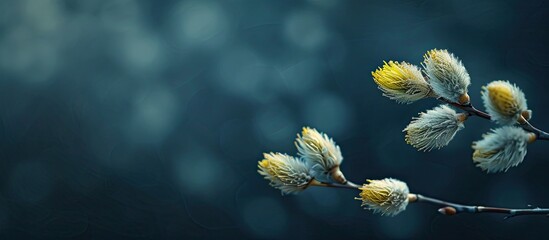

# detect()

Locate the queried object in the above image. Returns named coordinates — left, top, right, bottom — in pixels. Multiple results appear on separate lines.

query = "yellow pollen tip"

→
left=372, top=61, right=414, bottom=91
left=259, top=159, right=269, bottom=168
left=486, top=83, right=517, bottom=115
left=302, top=127, right=311, bottom=135
left=473, top=149, right=497, bottom=159
left=425, top=49, right=444, bottom=61
left=358, top=179, right=392, bottom=205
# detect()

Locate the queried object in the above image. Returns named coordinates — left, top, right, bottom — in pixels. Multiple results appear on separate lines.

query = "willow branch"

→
left=437, top=97, right=490, bottom=120
left=308, top=179, right=361, bottom=190
left=309, top=181, right=549, bottom=218
left=437, top=97, right=549, bottom=140
left=520, top=119, right=549, bottom=140
left=409, top=193, right=549, bottom=218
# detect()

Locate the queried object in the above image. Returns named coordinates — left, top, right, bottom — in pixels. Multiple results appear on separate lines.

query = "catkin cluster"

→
left=257, top=49, right=548, bottom=218
left=258, top=127, right=410, bottom=216
left=372, top=49, right=536, bottom=173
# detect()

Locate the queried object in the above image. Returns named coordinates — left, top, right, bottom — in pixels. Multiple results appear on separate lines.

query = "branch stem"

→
left=437, top=97, right=549, bottom=141
left=520, top=118, right=549, bottom=140
left=309, top=181, right=549, bottom=218
left=308, top=179, right=361, bottom=190
left=409, top=193, right=549, bottom=218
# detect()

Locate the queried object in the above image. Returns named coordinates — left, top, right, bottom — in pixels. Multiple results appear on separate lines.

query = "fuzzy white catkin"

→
left=372, top=61, right=431, bottom=104
left=472, top=126, right=532, bottom=173
left=258, top=152, right=313, bottom=194
left=422, top=49, right=471, bottom=102
left=404, top=105, right=466, bottom=151
left=295, top=127, right=343, bottom=183
left=356, top=178, right=410, bottom=217
left=481, top=80, right=529, bottom=125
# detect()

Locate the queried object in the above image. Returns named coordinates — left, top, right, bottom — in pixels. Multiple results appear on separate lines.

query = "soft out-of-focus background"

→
left=0, top=0, right=548, bottom=239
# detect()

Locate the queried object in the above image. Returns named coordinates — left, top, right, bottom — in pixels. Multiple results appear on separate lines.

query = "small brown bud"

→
left=438, top=207, right=457, bottom=215
left=457, top=113, right=469, bottom=123
left=518, top=115, right=528, bottom=124
left=527, top=133, right=537, bottom=143
left=521, top=110, right=531, bottom=121
left=407, top=194, right=418, bottom=203
left=330, top=166, right=347, bottom=184
left=458, top=93, right=470, bottom=105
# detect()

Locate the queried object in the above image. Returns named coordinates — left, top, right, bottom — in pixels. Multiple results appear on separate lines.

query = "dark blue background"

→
left=1, top=0, right=549, bottom=239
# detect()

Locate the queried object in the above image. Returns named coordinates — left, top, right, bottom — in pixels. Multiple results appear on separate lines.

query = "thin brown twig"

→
left=308, top=179, right=361, bottom=190
left=410, top=194, right=549, bottom=219
left=437, top=97, right=549, bottom=140
left=310, top=181, right=549, bottom=218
